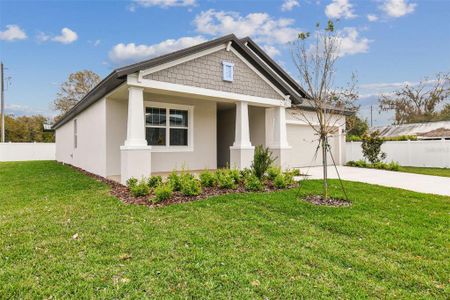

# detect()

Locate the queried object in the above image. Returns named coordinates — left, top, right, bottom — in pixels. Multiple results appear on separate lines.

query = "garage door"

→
left=286, top=124, right=340, bottom=168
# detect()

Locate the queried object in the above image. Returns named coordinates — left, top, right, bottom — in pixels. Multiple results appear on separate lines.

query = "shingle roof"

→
left=52, top=34, right=306, bottom=130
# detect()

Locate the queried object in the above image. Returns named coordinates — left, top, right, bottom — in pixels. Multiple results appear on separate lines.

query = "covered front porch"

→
left=111, top=75, right=291, bottom=184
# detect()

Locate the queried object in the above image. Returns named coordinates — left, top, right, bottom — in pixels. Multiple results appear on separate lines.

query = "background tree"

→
left=4, top=114, right=54, bottom=142
left=291, top=21, right=358, bottom=199
left=53, top=70, right=101, bottom=119
left=346, top=114, right=369, bottom=138
left=379, top=72, right=449, bottom=124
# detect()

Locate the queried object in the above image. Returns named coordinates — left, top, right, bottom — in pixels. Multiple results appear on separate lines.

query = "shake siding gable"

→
left=144, top=49, right=284, bottom=100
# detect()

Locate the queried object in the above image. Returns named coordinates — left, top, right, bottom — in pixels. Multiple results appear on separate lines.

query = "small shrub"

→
left=147, top=175, right=162, bottom=189
left=289, top=168, right=301, bottom=176
left=251, top=145, right=275, bottom=179
left=273, top=174, right=287, bottom=189
left=346, top=160, right=400, bottom=171
left=267, top=166, right=281, bottom=181
left=362, top=131, right=386, bottom=164
left=244, top=174, right=263, bottom=191
left=216, top=170, right=237, bottom=189
left=283, top=171, right=295, bottom=186
left=126, top=177, right=138, bottom=188
left=167, top=171, right=182, bottom=191
left=153, top=184, right=173, bottom=202
left=180, top=177, right=202, bottom=196
left=239, top=168, right=253, bottom=181
left=130, top=179, right=150, bottom=197
left=229, top=168, right=241, bottom=183
left=387, top=161, right=400, bottom=171
left=199, top=170, right=216, bottom=187
left=346, top=160, right=368, bottom=168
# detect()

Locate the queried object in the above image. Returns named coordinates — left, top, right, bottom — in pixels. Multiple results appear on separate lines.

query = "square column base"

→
left=230, top=146, right=254, bottom=170
left=269, top=148, right=291, bottom=171
left=120, top=145, right=152, bottom=185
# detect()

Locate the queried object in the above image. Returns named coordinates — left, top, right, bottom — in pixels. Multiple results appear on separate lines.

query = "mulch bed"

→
left=302, top=194, right=352, bottom=207
left=67, top=164, right=295, bottom=208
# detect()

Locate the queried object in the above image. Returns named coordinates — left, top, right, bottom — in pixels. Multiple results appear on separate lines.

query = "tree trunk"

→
left=321, top=136, right=328, bottom=199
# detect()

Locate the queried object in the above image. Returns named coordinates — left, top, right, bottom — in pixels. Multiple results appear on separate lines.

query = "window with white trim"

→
left=222, top=61, right=234, bottom=82
left=145, top=105, right=191, bottom=148
left=73, top=119, right=77, bottom=149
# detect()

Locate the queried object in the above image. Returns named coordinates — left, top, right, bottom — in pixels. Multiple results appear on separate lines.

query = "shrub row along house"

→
left=52, top=34, right=351, bottom=184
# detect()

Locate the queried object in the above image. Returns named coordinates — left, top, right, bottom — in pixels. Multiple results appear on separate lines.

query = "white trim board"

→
left=228, top=47, right=288, bottom=101
left=137, top=42, right=289, bottom=103
left=128, top=75, right=290, bottom=108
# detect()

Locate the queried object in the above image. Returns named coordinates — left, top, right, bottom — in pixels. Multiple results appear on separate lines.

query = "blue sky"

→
left=1, top=0, right=449, bottom=125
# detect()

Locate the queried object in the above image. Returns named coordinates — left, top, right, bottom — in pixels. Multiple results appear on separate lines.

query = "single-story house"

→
left=53, top=34, right=350, bottom=184
left=372, top=120, right=450, bottom=140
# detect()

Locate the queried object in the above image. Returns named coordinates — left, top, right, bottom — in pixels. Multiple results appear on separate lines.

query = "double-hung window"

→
left=145, top=103, right=192, bottom=151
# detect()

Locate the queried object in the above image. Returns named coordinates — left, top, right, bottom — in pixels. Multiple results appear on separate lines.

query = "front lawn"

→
left=1, top=161, right=449, bottom=298
left=398, top=166, right=450, bottom=178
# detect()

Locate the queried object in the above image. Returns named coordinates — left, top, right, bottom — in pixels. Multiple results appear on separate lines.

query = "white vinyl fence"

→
left=0, top=143, right=56, bottom=162
left=346, top=139, right=450, bottom=168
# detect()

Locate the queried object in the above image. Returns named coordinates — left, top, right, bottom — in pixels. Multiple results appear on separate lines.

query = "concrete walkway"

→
left=298, top=166, right=450, bottom=196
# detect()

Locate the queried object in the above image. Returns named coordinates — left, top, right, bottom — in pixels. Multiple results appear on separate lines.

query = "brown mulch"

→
left=302, top=194, right=351, bottom=207
left=67, top=164, right=295, bottom=208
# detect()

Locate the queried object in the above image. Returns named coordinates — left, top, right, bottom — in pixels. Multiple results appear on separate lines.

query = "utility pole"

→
left=1, top=62, right=4, bottom=143
left=370, top=105, right=373, bottom=127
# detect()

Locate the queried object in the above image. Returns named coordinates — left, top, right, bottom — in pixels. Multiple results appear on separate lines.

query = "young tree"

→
left=291, top=21, right=358, bottom=199
left=53, top=70, right=101, bottom=119
left=379, top=72, right=450, bottom=124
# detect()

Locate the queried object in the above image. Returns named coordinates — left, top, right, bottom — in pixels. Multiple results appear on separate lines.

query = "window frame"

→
left=144, top=101, right=194, bottom=152
left=222, top=61, right=234, bottom=82
left=73, top=119, right=77, bottom=149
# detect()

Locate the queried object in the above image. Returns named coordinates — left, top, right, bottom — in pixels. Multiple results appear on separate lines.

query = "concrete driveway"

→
left=299, top=166, right=450, bottom=196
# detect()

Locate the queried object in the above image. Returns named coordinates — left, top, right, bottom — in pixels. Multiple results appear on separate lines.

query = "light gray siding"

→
left=144, top=49, right=284, bottom=100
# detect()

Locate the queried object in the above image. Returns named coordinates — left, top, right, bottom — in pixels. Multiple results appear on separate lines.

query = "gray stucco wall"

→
left=144, top=49, right=284, bottom=100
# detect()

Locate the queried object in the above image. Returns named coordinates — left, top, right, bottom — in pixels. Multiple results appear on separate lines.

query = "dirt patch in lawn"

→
left=302, top=194, right=351, bottom=207
left=67, top=164, right=295, bottom=208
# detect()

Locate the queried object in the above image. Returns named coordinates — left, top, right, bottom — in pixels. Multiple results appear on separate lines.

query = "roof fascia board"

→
left=243, top=43, right=302, bottom=99
left=228, top=47, right=288, bottom=101
left=231, top=38, right=302, bottom=104
left=242, top=37, right=309, bottom=99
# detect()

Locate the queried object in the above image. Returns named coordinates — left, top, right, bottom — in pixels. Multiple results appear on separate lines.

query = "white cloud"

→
left=0, top=25, right=27, bottom=41
left=108, top=35, right=206, bottom=65
left=381, top=0, right=416, bottom=18
left=52, top=28, right=78, bottom=44
left=130, top=0, right=196, bottom=10
left=194, top=9, right=300, bottom=46
left=325, top=0, right=356, bottom=19
left=367, top=14, right=378, bottom=22
left=5, top=103, right=53, bottom=117
left=262, top=45, right=281, bottom=57
left=37, top=28, right=78, bottom=44
left=281, top=0, right=300, bottom=12
left=337, top=27, right=371, bottom=56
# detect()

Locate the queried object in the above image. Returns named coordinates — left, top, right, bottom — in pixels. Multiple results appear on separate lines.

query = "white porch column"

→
left=230, top=101, right=254, bottom=169
left=120, top=86, right=152, bottom=184
left=124, top=87, right=147, bottom=147
left=266, top=106, right=291, bottom=170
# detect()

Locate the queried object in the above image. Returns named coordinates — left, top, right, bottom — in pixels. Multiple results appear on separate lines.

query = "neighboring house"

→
left=53, top=34, right=350, bottom=184
left=373, top=121, right=450, bottom=140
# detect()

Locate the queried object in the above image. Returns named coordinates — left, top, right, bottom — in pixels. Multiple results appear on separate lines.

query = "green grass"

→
left=398, top=166, right=450, bottom=178
left=1, top=161, right=449, bottom=299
